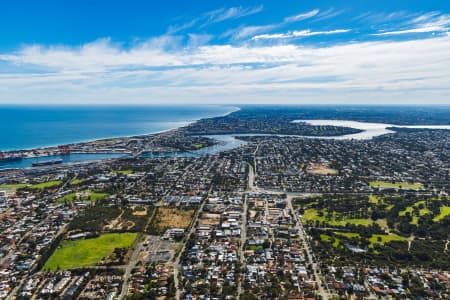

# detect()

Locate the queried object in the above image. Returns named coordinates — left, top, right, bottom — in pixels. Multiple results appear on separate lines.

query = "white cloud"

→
left=167, top=5, right=263, bottom=34
left=373, top=13, right=450, bottom=35
left=224, top=9, right=323, bottom=41
left=252, top=29, right=350, bottom=40
left=284, top=9, right=319, bottom=23
left=1, top=36, right=450, bottom=104
left=187, top=34, right=213, bottom=47
left=313, top=8, right=344, bottom=22
left=224, top=24, right=277, bottom=40
left=207, top=5, right=264, bottom=24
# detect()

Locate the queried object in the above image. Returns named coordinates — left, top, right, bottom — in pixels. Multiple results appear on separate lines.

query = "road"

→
left=172, top=188, right=209, bottom=300
left=249, top=142, right=330, bottom=299
left=236, top=174, right=250, bottom=298
left=118, top=238, right=145, bottom=300
left=286, top=194, right=330, bottom=300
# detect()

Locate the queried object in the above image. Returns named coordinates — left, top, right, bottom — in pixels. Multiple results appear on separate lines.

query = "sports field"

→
left=44, top=232, right=137, bottom=270
left=56, top=190, right=109, bottom=204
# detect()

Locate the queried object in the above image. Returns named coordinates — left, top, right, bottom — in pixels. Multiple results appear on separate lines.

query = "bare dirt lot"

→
left=306, top=163, right=338, bottom=175
left=148, top=207, right=194, bottom=235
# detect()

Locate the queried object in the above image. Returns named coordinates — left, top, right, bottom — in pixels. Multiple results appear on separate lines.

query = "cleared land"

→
left=369, top=181, right=424, bottom=190
left=306, top=163, right=338, bottom=175
left=155, top=208, right=194, bottom=228
left=44, top=233, right=137, bottom=270
left=148, top=207, right=194, bottom=235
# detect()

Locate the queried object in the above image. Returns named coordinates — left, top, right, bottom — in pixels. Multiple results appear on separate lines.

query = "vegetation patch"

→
left=68, top=206, right=122, bottom=232
left=302, top=208, right=373, bottom=227
left=369, top=181, right=423, bottom=190
left=335, top=232, right=361, bottom=239
left=113, top=170, right=133, bottom=175
left=399, top=200, right=431, bottom=225
left=192, top=143, right=206, bottom=149
left=368, top=195, right=379, bottom=204
left=30, top=180, right=62, bottom=190
left=320, top=234, right=331, bottom=242
left=68, top=205, right=153, bottom=233
left=70, top=178, right=86, bottom=185
left=304, top=194, right=449, bottom=269
left=369, top=234, right=406, bottom=247
left=433, top=206, right=450, bottom=222
left=0, top=183, right=28, bottom=190
left=44, top=232, right=137, bottom=270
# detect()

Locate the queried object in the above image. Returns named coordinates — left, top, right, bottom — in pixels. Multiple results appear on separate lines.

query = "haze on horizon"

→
left=1, top=0, right=450, bottom=105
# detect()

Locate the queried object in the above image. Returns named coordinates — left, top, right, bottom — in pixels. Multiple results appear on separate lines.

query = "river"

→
left=2, top=121, right=450, bottom=169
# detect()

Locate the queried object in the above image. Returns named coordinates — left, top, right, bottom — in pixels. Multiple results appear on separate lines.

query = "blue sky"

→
left=1, top=0, right=450, bottom=104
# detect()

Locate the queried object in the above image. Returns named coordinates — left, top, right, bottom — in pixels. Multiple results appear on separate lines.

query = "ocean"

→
left=0, top=105, right=237, bottom=151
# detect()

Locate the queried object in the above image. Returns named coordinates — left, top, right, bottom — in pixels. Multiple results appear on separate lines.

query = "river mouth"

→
left=3, top=121, right=450, bottom=170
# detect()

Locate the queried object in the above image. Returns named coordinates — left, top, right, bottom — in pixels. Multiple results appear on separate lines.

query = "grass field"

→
left=302, top=208, right=372, bottom=226
left=399, top=200, right=431, bottom=225
left=44, top=233, right=137, bottom=270
left=192, top=143, right=206, bottom=149
left=320, top=234, right=331, bottom=242
left=319, top=234, right=340, bottom=248
left=369, top=234, right=406, bottom=247
left=56, top=191, right=109, bottom=204
left=433, top=206, right=450, bottom=222
left=31, top=180, right=62, bottom=190
left=335, top=232, right=361, bottom=239
left=70, top=178, right=86, bottom=185
left=369, top=181, right=424, bottom=190
left=113, top=170, right=133, bottom=175
left=368, top=195, right=379, bottom=204
left=0, top=183, right=28, bottom=190
left=321, top=232, right=406, bottom=250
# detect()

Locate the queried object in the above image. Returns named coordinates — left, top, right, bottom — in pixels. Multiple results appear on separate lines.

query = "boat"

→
left=31, top=159, right=63, bottom=167
left=0, top=156, right=23, bottom=162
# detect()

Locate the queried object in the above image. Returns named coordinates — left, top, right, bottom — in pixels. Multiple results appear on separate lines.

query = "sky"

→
left=1, top=0, right=450, bottom=105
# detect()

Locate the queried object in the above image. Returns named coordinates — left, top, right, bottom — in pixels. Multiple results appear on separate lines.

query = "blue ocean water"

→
left=0, top=105, right=237, bottom=151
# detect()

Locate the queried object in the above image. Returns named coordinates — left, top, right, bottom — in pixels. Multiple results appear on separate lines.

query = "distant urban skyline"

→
left=1, top=0, right=449, bottom=104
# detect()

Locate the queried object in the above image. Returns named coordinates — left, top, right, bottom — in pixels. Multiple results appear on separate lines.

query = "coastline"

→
left=0, top=105, right=240, bottom=154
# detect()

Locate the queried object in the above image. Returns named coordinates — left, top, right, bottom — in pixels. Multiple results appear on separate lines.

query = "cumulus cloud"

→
left=1, top=34, right=450, bottom=104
